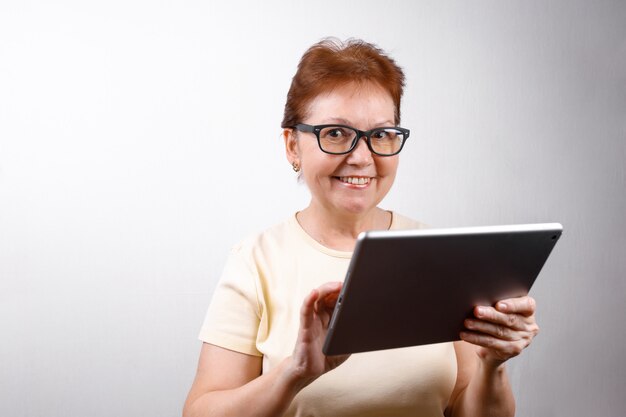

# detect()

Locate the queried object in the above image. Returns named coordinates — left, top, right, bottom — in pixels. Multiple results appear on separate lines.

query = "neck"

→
left=296, top=203, right=392, bottom=251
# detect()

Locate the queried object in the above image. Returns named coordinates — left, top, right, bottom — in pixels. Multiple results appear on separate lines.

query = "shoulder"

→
left=228, top=215, right=298, bottom=261
left=390, top=211, right=430, bottom=230
left=209, top=217, right=298, bottom=310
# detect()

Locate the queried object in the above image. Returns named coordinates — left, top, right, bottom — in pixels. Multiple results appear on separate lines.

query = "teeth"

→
left=339, top=176, right=370, bottom=185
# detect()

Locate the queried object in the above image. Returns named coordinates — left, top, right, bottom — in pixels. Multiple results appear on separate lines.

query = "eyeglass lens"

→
left=318, top=126, right=405, bottom=155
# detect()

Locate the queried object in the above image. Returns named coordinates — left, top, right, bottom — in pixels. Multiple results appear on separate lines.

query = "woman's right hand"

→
left=288, top=282, right=350, bottom=387
left=184, top=282, right=349, bottom=417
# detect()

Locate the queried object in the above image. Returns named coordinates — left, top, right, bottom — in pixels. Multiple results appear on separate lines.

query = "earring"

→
left=292, top=162, right=300, bottom=172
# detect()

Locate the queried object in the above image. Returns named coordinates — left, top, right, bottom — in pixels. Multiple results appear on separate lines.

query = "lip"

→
left=333, top=175, right=373, bottom=188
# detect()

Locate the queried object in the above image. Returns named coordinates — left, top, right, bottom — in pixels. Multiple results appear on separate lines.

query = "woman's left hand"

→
left=460, top=295, right=540, bottom=367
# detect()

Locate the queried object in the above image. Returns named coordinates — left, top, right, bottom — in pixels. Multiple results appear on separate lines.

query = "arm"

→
left=183, top=282, right=348, bottom=417
left=445, top=296, right=540, bottom=417
left=183, top=344, right=304, bottom=417
left=445, top=341, right=515, bottom=417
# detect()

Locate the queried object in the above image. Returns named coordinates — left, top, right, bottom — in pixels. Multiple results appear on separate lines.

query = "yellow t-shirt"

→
left=199, top=212, right=457, bottom=417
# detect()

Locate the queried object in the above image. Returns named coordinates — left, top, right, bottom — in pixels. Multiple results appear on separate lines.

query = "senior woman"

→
left=184, top=38, right=539, bottom=417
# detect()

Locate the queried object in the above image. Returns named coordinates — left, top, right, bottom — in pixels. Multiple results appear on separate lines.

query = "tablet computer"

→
left=322, top=223, right=563, bottom=355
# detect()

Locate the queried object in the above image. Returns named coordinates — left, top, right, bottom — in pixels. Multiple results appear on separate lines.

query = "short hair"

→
left=281, top=38, right=406, bottom=128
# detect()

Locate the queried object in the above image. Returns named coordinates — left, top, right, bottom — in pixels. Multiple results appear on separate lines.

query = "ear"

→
left=283, top=128, right=300, bottom=166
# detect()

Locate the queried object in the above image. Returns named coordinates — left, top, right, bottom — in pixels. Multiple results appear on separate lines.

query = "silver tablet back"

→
left=322, top=223, right=562, bottom=355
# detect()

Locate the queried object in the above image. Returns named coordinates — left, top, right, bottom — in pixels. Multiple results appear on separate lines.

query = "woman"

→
left=184, top=38, right=539, bottom=417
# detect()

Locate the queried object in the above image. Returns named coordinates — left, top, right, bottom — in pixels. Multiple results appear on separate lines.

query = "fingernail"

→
left=498, top=302, right=507, bottom=311
left=477, top=307, right=485, bottom=316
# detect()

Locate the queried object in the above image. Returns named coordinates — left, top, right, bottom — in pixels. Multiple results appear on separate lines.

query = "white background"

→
left=1, top=1, right=625, bottom=416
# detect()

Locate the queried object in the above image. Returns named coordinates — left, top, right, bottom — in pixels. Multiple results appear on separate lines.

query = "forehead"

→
left=305, top=82, right=395, bottom=125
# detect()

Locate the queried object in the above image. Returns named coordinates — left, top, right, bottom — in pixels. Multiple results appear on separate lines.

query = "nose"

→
left=346, top=136, right=374, bottom=165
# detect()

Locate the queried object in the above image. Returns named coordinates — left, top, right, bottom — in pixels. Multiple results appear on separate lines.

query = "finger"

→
left=316, top=281, right=343, bottom=298
left=473, top=306, right=529, bottom=331
left=300, top=289, right=319, bottom=332
left=314, top=282, right=343, bottom=311
left=464, top=319, right=519, bottom=341
left=460, top=331, right=526, bottom=358
left=495, top=296, right=536, bottom=316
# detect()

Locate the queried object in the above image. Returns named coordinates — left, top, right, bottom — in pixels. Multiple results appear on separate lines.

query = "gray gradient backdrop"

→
left=1, top=1, right=625, bottom=416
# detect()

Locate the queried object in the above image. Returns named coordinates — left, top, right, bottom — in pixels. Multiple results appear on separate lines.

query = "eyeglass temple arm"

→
left=293, top=124, right=315, bottom=133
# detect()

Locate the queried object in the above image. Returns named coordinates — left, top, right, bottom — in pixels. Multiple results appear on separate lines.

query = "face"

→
left=285, top=82, right=400, bottom=217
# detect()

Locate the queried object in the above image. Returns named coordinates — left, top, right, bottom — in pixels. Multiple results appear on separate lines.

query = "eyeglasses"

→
left=291, top=123, right=410, bottom=156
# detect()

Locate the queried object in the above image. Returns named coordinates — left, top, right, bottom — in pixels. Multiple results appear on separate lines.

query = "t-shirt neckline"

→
left=289, top=211, right=397, bottom=259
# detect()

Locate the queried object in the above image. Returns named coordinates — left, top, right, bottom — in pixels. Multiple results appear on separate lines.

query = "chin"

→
left=336, top=201, right=376, bottom=215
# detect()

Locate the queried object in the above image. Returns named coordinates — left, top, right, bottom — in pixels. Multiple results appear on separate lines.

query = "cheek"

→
left=300, top=157, right=336, bottom=187
left=302, top=154, right=340, bottom=178
left=377, top=157, right=399, bottom=178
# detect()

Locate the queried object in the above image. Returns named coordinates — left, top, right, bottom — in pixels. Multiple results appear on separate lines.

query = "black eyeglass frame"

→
left=291, top=123, right=410, bottom=156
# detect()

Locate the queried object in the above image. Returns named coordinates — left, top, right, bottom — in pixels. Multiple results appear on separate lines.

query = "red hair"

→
left=281, top=38, right=406, bottom=128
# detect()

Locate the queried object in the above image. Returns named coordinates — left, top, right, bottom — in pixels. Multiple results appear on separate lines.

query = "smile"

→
left=338, top=176, right=371, bottom=185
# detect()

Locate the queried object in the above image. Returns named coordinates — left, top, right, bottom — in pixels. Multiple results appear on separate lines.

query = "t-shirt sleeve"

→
left=198, top=243, right=263, bottom=357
